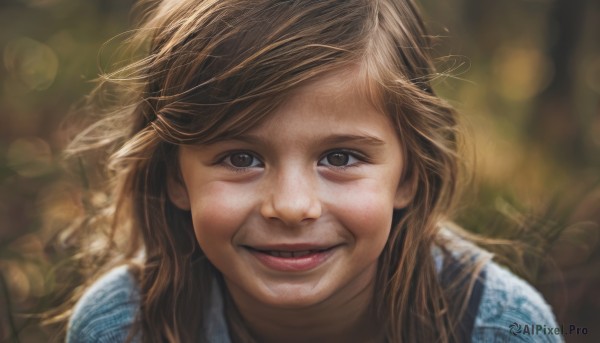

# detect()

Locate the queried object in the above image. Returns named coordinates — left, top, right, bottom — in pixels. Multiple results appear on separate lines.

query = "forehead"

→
left=189, top=65, right=390, bottom=145
left=244, top=67, right=397, bottom=143
left=276, top=66, right=384, bottom=121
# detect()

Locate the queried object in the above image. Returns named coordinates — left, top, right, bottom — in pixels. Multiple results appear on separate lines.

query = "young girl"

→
left=64, top=0, right=561, bottom=342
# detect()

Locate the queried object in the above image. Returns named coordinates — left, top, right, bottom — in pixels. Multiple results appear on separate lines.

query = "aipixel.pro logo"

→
left=509, top=322, right=523, bottom=336
left=508, top=322, right=588, bottom=337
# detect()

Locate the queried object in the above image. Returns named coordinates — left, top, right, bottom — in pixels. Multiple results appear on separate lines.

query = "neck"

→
left=225, top=268, right=382, bottom=343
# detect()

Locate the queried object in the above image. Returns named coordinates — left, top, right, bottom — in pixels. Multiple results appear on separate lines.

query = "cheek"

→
left=329, top=182, right=395, bottom=244
left=188, top=182, right=255, bottom=247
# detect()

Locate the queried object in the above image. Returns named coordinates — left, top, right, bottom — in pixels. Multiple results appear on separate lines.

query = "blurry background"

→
left=0, top=0, right=598, bottom=341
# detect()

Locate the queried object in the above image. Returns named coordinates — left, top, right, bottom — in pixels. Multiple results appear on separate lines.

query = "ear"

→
left=394, top=171, right=417, bottom=209
left=167, top=173, right=191, bottom=210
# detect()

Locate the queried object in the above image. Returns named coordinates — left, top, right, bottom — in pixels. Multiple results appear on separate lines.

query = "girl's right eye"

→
left=221, top=152, right=263, bottom=169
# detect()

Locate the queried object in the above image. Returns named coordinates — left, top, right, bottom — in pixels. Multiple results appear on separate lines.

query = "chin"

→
left=255, top=282, right=333, bottom=309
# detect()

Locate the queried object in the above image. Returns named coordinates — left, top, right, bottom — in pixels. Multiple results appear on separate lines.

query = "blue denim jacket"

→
left=67, top=237, right=563, bottom=343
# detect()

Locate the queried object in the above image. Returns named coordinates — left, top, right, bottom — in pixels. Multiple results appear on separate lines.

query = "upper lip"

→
left=244, top=243, right=338, bottom=252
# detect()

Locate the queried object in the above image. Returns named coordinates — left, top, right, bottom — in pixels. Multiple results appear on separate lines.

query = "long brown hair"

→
left=62, top=0, right=487, bottom=341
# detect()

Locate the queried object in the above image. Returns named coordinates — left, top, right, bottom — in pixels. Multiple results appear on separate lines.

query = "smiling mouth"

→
left=244, top=246, right=337, bottom=272
left=250, top=249, right=329, bottom=258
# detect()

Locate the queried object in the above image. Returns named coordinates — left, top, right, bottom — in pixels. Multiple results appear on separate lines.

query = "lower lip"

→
left=248, top=248, right=335, bottom=272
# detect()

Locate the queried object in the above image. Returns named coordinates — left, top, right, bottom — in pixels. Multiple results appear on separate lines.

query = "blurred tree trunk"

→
left=528, top=0, right=587, bottom=164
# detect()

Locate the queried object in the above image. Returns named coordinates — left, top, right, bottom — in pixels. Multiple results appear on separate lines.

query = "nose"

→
left=260, top=167, right=322, bottom=226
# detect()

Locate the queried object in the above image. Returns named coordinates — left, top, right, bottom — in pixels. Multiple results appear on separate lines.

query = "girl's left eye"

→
left=222, top=152, right=263, bottom=169
left=318, top=151, right=360, bottom=168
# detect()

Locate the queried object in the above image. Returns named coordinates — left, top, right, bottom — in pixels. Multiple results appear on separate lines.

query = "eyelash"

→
left=217, top=149, right=367, bottom=172
left=317, top=149, right=366, bottom=170
left=218, top=151, right=264, bottom=173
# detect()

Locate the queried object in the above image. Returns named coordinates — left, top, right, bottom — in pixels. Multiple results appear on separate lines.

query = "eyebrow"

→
left=226, top=133, right=387, bottom=147
left=318, top=133, right=386, bottom=147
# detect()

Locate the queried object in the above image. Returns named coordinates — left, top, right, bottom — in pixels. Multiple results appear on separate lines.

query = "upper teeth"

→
left=267, top=250, right=314, bottom=257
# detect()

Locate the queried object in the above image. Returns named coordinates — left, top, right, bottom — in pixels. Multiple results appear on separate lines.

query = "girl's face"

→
left=169, top=69, right=412, bottom=309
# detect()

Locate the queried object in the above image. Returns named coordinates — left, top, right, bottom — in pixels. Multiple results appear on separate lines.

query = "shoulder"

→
left=434, top=227, right=563, bottom=342
left=473, top=261, right=563, bottom=342
left=67, top=265, right=141, bottom=343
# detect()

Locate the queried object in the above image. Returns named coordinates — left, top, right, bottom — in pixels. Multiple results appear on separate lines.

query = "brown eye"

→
left=229, top=152, right=257, bottom=168
left=319, top=150, right=361, bottom=168
left=326, top=152, right=350, bottom=166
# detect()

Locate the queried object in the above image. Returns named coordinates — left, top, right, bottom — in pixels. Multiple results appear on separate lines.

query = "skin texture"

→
left=169, top=69, right=412, bottom=342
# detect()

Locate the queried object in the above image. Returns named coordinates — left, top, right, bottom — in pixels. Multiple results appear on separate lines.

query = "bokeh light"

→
left=491, top=45, right=554, bottom=101
left=3, top=37, right=59, bottom=91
